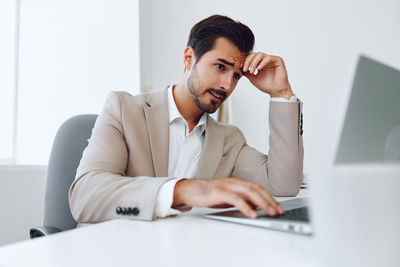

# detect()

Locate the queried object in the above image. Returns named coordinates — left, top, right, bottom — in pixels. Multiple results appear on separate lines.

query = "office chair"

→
left=29, top=114, right=98, bottom=238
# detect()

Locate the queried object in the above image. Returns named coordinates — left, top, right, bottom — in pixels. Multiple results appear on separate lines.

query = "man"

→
left=69, top=15, right=303, bottom=222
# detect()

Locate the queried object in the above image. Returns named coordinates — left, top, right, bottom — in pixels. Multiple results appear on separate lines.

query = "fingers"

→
left=221, top=191, right=258, bottom=219
left=250, top=53, right=264, bottom=75
left=247, top=184, right=281, bottom=216
left=228, top=180, right=284, bottom=217
left=185, top=177, right=286, bottom=219
left=244, top=53, right=264, bottom=74
left=243, top=52, right=257, bottom=72
left=244, top=52, right=282, bottom=75
left=257, top=55, right=277, bottom=71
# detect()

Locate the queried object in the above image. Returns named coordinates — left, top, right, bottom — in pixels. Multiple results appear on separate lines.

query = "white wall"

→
left=0, top=166, right=46, bottom=246
left=141, top=0, right=400, bottom=174
left=16, top=0, right=141, bottom=164
left=0, top=0, right=17, bottom=161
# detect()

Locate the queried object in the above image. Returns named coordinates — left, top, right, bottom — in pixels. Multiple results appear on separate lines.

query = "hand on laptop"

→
left=172, top=177, right=285, bottom=218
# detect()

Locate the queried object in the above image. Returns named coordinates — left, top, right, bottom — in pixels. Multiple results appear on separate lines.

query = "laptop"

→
left=335, top=56, right=400, bottom=163
left=205, top=198, right=312, bottom=235
left=204, top=55, right=400, bottom=235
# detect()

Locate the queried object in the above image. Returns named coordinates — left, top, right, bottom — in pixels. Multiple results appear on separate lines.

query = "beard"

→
left=186, top=64, right=226, bottom=114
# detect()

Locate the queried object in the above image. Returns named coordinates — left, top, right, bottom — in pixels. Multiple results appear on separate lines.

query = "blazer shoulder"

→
left=106, top=90, right=152, bottom=108
left=107, top=87, right=168, bottom=109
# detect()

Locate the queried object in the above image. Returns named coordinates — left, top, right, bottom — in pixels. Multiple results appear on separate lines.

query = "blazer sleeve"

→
left=68, top=92, right=175, bottom=223
left=231, top=100, right=304, bottom=196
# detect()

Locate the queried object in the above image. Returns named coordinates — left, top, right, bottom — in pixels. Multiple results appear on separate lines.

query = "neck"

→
left=173, top=81, right=204, bottom=126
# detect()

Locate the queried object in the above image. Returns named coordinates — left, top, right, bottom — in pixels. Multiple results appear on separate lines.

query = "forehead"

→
left=201, top=37, right=247, bottom=67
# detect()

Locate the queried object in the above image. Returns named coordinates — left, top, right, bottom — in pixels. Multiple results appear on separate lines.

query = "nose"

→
left=220, top=73, right=234, bottom=92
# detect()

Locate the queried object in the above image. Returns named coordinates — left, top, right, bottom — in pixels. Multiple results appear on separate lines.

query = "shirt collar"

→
left=168, top=85, right=207, bottom=136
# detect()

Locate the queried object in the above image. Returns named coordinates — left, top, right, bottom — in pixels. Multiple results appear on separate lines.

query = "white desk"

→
left=0, top=190, right=318, bottom=267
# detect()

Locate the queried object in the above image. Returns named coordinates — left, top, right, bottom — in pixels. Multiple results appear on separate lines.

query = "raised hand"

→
left=243, top=52, right=294, bottom=99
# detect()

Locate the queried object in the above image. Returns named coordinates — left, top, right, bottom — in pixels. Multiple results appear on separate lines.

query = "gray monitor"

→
left=335, top=55, right=400, bottom=163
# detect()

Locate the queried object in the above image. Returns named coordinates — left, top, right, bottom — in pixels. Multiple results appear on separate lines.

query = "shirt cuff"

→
left=270, top=94, right=297, bottom=102
left=155, top=178, right=184, bottom=218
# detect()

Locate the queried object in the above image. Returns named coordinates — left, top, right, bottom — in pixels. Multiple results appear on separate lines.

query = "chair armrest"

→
left=30, top=226, right=62, bottom=239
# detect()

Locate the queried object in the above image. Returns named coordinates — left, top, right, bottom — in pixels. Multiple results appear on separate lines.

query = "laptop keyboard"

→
left=260, top=207, right=309, bottom=222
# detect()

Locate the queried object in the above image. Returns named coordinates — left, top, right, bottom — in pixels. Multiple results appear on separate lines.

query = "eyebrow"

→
left=217, top=58, right=245, bottom=75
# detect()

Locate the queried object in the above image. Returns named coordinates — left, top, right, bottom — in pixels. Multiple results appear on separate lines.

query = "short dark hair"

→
left=187, top=15, right=255, bottom=63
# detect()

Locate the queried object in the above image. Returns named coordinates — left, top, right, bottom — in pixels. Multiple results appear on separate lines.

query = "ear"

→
left=183, top=46, right=196, bottom=71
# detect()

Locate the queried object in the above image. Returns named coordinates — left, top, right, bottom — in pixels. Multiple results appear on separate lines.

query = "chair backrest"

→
left=43, top=114, right=97, bottom=231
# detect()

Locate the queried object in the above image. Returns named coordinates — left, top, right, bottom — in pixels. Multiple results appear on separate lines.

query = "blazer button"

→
left=132, top=207, right=140, bottom=216
left=116, top=207, right=122, bottom=215
left=122, top=208, right=127, bottom=215
left=300, top=129, right=303, bottom=135
left=127, top=207, right=133, bottom=215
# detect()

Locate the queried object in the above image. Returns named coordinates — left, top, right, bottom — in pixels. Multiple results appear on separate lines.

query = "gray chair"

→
left=30, top=114, right=98, bottom=238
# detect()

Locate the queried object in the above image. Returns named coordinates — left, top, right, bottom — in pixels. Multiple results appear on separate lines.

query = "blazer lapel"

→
left=196, top=116, right=224, bottom=178
left=143, top=88, right=169, bottom=177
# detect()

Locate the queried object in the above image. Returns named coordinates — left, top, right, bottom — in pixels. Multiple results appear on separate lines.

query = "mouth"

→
left=207, top=89, right=226, bottom=103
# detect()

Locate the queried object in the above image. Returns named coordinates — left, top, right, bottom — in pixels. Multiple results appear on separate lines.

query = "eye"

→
left=216, top=64, right=225, bottom=71
left=233, top=73, right=241, bottom=80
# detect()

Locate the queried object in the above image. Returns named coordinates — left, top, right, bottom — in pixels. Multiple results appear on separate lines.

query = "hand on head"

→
left=243, top=52, right=294, bottom=100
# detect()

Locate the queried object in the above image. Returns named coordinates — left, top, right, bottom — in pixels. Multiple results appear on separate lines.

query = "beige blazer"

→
left=69, top=88, right=304, bottom=223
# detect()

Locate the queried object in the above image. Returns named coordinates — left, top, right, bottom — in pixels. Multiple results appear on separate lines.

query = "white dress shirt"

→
left=155, top=85, right=297, bottom=218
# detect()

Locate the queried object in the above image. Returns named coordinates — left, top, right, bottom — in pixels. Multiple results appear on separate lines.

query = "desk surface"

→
left=0, top=190, right=319, bottom=267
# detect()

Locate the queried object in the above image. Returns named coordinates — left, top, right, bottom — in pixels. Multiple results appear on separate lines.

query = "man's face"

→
left=186, top=37, right=247, bottom=114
